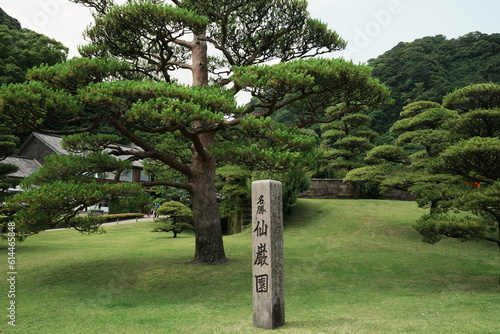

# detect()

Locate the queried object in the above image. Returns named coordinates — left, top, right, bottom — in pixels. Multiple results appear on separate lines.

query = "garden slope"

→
left=2, top=199, right=498, bottom=333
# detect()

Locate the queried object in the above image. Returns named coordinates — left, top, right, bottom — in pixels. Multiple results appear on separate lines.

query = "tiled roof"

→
left=2, top=156, right=42, bottom=178
left=25, top=133, right=143, bottom=167
left=32, top=133, right=69, bottom=155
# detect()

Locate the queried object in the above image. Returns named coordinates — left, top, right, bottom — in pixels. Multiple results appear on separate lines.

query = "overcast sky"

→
left=1, top=0, right=499, bottom=63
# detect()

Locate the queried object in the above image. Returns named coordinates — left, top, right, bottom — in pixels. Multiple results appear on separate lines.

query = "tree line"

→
left=368, top=32, right=500, bottom=135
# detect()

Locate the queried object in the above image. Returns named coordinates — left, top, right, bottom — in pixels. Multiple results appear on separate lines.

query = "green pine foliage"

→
left=347, top=83, right=500, bottom=249
left=7, top=150, right=150, bottom=238
left=368, top=32, right=500, bottom=134
left=151, top=201, right=194, bottom=237
left=316, top=112, right=378, bottom=178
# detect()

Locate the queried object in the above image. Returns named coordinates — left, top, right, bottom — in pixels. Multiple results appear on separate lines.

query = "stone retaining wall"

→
left=299, top=179, right=417, bottom=201
left=299, top=179, right=360, bottom=199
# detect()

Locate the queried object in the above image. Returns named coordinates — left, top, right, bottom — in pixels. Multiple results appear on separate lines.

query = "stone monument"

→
left=252, top=180, right=285, bottom=329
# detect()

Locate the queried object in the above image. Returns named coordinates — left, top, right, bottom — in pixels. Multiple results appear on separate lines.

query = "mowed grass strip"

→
left=2, top=199, right=498, bottom=333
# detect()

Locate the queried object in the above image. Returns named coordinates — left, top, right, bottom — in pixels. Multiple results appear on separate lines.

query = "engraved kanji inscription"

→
left=255, top=274, right=269, bottom=293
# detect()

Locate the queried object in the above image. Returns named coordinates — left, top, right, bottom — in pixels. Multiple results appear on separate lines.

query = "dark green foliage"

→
left=316, top=112, right=378, bottom=178
left=363, top=145, right=408, bottom=165
left=357, top=181, right=381, bottom=198
left=156, top=201, right=193, bottom=218
left=216, top=165, right=252, bottom=219
left=181, top=0, right=346, bottom=65
left=0, top=131, right=19, bottom=240
left=108, top=194, right=152, bottom=214
left=442, top=83, right=500, bottom=113
left=100, top=213, right=144, bottom=221
left=414, top=214, right=496, bottom=244
left=0, top=132, right=18, bottom=180
left=11, top=180, right=109, bottom=237
left=434, top=137, right=500, bottom=184
left=67, top=215, right=107, bottom=235
left=7, top=150, right=150, bottom=238
left=0, top=8, right=21, bottom=29
left=152, top=201, right=194, bottom=237
left=449, top=109, right=500, bottom=138
left=0, top=8, right=67, bottom=85
left=27, top=57, right=139, bottom=93
left=217, top=165, right=311, bottom=218
left=252, top=170, right=311, bottom=216
left=349, top=83, right=500, bottom=249
left=151, top=186, right=190, bottom=206
left=22, top=152, right=131, bottom=185
left=151, top=221, right=194, bottom=238
left=369, top=32, right=500, bottom=134
left=212, top=116, right=319, bottom=172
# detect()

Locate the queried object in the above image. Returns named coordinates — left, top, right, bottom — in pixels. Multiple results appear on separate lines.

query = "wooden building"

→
left=5, top=132, right=152, bottom=184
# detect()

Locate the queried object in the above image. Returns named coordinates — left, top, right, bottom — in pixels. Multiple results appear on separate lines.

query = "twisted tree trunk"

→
left=189, top=135, right=226, bottom=264
left=187, top=32, right=227, bottom=264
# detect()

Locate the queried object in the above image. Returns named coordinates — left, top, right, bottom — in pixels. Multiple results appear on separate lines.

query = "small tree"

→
left=316, top=112, right=378, bottom=178
left=414, top=84, right=500, bottom=250
left=414, top=138, right=500, bottom=246
left=346, top=100, right=460, bottom=211
left=152, top=201, right=194, bottom=238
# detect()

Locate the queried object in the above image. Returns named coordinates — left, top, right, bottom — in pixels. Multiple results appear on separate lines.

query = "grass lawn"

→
left=1, top=199, right=499, bottom=333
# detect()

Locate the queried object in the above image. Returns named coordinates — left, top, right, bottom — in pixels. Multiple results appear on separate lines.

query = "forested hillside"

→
left=0, top=8, right=68, bottom=84
left=368, top=32, right=500, bottom=134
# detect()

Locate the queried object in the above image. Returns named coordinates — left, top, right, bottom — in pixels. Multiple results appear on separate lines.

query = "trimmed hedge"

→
left=101, top=213, right=144, bottom=222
